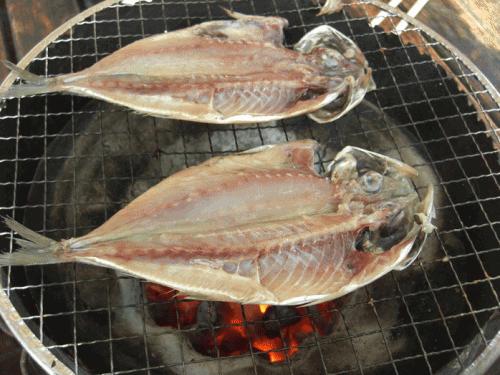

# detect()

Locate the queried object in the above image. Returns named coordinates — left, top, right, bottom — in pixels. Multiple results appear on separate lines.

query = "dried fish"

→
left=317, top=0, right=344, bottom=16
left=1, top=140, right=434, bottom=306
left=1, top=9, right=374, bottom=124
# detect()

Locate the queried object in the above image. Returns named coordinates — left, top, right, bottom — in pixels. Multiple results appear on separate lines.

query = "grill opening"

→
left=145, top=283, right=343, bottom=363
left=1, top=0, right=499, bottom=374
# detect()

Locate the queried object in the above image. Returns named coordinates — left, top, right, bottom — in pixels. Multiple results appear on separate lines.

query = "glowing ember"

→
left=145, top=283, right=342, bottom=362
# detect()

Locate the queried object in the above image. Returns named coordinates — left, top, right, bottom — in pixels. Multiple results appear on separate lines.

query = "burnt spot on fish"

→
left=238, top=259, right=256, bottom=277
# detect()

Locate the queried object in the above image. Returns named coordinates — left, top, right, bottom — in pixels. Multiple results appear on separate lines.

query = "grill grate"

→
left=1, top=0, right=500, bottom=374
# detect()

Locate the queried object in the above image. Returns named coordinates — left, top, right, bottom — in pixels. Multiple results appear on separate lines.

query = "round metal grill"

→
left=1, top=0, right=500, bottom=374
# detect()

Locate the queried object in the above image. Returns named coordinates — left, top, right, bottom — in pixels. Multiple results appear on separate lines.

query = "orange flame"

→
left=145, top=282, right=342, bottom=362
left=259, top=304, right=270, bottom=313
left=269, top=351, right=287, bottom=362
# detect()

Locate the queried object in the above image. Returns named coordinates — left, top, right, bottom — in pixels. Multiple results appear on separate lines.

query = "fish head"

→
left=295, top=25, right=376, bottom=123
left=294, top=25, right=368, bottom=77
left=327, top=146, right=435, bottom=266
left=328, top=146, right=418, bottom=201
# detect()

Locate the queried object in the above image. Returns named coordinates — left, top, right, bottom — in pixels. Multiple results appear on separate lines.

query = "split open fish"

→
left=1, top=9, right=374, bottom=124
left=316, top=0, right=344, bottom=16
left=1, top=140, right=434, bottom=306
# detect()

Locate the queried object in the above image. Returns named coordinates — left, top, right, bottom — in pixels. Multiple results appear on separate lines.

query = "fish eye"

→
left=360, top=171, right=383, bottom=193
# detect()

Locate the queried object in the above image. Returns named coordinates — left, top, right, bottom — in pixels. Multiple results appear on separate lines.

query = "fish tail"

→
left=0, top=217, right=63, bottom=266
left=1, top=61, right=59, bottom=98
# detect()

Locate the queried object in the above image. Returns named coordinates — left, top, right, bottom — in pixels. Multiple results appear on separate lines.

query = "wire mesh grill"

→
left=1, top=0, right=500, bottom=374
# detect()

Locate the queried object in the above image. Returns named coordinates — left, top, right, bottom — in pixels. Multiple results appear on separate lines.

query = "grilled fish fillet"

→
left=1, top=9, right=374, bottom=124
left=1, top=140, right=434, bottom=306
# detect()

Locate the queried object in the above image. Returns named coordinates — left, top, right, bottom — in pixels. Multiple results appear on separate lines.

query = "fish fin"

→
left=0, top=217, right=63, bottom=266
left=2, top=61, right=45, bottom=82
left=219, top=7, right=247, bottom=20
left=182, top=294, right=211, bottom=301
left=365, top=68, right=376, bottom=92
left=196, top=140, right=319, bottom=176
left=240, top=144, right=276, bottom=154
left=316, top=0, right=344, bottom=16
left=420, top=184, right=437, bottom=234
left=394, top=185, right=436, bottom=271
left=219, top=7, right=279, bottom=25
left=216, top=7, right=286, bottom=45
left=298, top=295, right=335, bottom=307
left=0, top=251, right=62, bottom=266
left=234, top=139, right=319, bottom=173
left=1, top=61, right=59, bottom=98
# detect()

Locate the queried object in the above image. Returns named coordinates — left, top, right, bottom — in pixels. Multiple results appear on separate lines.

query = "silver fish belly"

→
left=1, top=9, right=374, bottom=124
left=1, top=140, right=434, bottom=306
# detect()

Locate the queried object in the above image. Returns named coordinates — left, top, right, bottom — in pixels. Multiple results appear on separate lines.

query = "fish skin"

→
left=316, top=0, right=344, bottom=16
left=0, top=140, right=434, bottom=306
left=1, top=10, right=373, bottom=124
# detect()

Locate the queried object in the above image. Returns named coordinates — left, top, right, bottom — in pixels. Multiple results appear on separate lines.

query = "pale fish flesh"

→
left=1, top=9, right=374, bottom=124
left=0, top=140, right=434, bottom=306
